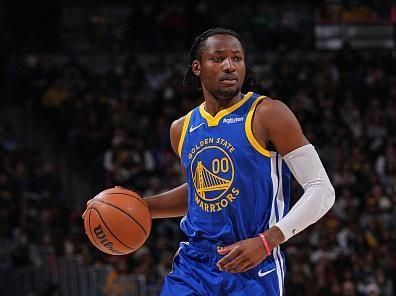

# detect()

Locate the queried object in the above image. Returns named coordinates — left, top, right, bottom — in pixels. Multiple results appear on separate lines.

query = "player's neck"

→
left=202, top=92, right=243, bottom=117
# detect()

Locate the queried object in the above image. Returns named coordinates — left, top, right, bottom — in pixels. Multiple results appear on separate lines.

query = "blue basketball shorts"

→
left=160, top=238, right=286, bottom=296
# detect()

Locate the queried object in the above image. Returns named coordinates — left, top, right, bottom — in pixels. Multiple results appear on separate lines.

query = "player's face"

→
left=195, top=34, right=246, bottom=100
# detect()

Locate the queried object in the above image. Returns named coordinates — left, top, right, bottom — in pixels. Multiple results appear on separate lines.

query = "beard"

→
left=211, top=86, right=241, bottom=100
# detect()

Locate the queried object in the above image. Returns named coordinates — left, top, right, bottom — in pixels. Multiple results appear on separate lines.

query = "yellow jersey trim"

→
left=199, top=92, right=254, bottom=127
left=178, top=111, right=193, bottom=157
left=245, top=96, right=271, bottom=157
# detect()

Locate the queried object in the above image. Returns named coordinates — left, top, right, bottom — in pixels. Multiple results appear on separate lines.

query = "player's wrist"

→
left=258, top=233, right=271, bottom=256
left=259, top=226, right=285, bottom=252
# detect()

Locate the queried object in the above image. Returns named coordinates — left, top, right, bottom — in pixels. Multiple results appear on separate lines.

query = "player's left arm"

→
left=217, top=99, right=335, bottom=273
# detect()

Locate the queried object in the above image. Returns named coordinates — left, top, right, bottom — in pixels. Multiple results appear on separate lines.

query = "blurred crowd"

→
left=87, top=1, right=312, bottom=53
left=6, top=0, right=391, bottom=55
left=318, top=0, right=391, bottom=22
left=0, top=121, right=82, bottom=266
left=59, top=0, right=392, bottom=54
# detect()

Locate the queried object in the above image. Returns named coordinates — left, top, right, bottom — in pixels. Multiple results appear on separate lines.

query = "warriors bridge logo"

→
left=189, top=138, right=240, bottom=212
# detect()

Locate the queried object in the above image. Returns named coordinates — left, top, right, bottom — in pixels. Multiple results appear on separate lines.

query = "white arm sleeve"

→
left=274, top=144, right=335, bottom=241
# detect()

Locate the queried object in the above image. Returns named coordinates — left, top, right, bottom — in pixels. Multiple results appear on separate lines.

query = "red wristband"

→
left=259, top=233, right=271, bottom=256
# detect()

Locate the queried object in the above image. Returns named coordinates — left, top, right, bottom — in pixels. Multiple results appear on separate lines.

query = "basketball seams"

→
left=97, top=192, right=149, bottom=210
left=96, top=190, right=151, bottom=230
left=91, top=206, right=135, bottom=251
left=93, top=199, right=149, bottom=237
left=88, top=206, right=108, bottom=253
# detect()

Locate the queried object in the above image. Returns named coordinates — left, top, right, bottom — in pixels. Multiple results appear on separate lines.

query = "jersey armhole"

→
left=177, top=110, right=193, bottom=157
left=245, top=96, right=271, bottom=157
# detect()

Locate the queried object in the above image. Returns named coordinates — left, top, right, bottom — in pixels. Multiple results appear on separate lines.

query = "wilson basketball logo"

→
left=190, top=145, right=240, bottom=212
left=93, top=224, right=122, bottom=254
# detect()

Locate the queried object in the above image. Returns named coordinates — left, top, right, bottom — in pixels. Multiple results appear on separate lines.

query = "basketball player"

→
left=147, top=28, right=336, bottom=295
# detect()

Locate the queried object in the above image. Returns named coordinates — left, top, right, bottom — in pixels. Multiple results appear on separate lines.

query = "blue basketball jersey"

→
left=178, top=92, right=291, bottom=243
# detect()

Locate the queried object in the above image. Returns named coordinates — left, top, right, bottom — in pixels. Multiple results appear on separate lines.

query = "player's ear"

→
left=192, top=60, right=200, bottom=76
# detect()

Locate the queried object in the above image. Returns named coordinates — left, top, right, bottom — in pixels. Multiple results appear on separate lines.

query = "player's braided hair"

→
left=183, top=27, right=256, bottom=91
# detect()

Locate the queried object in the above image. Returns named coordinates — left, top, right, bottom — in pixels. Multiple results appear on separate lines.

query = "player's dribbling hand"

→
left=81, top=199, right=94, bottom=220
left=81, top=186, right=136, bottom=220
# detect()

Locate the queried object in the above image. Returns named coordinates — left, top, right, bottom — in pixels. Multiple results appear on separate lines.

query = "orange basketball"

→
left=83, top=186, right=151, bottom=255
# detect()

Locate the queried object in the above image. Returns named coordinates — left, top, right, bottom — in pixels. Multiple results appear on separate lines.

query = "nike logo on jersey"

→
left=189, top=123, right=205, bottom=133
left=258, top=268, right=276, bottom=277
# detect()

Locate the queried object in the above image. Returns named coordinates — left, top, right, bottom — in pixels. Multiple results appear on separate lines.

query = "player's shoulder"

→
left=256, top=97, right=290, bottom=115
left=253, top=97, right=298, bottom=134
left=170, top=116, right=186, bottom=154
left=170, top=108, right=194, bottom=135
left=170, top=115, right=186, bottom=134
left=170, top=110, right=194, bottom=155
left=256, top=97, right=295, bottom=119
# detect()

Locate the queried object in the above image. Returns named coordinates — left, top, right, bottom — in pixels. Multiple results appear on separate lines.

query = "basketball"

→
left=83, top=187, right=151, bottom=255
